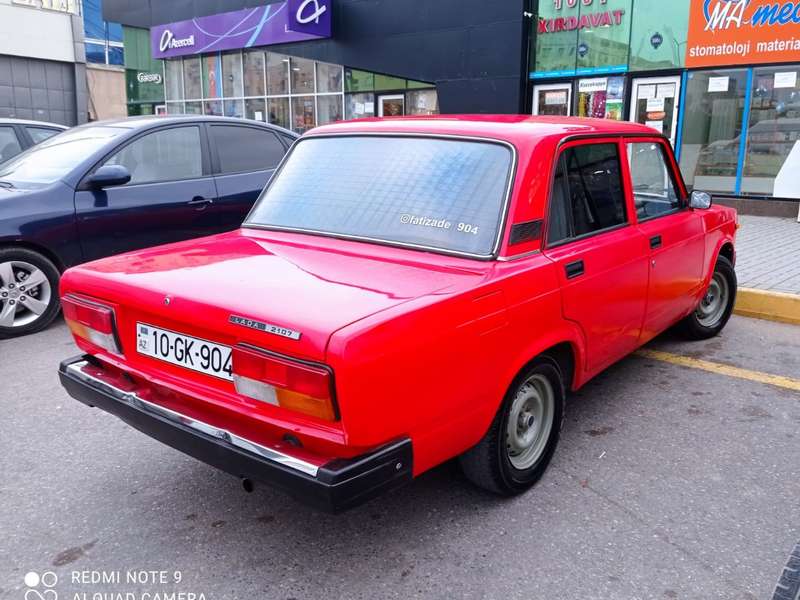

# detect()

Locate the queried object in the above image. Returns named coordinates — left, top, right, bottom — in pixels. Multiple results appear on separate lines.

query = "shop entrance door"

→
left=629, top=76, right=681, bottom=148
left=378, top=94, right=405, bottom=117
left=532, top=83, right=572, bottom=116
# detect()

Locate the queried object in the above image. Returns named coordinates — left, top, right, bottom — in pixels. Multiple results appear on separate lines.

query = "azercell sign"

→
left=151, top=0, right=332, bottom=60
left=687, top=0, right=800, bottom=67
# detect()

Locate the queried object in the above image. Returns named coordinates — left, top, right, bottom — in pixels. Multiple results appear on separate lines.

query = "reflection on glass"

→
left=203, top=100, right=223, bottom=116
left=224, top=99, right=244, bottom=118
left=222, top=51, right=243, bottom=98
left=244, top=50, right=265, bottom=96
left=246, top=98, right=266, bottom=121
left=292, top=96, right=316, bottom=133
left=407, top=90, right=439, bottom=115
left=742, top=67, right=800, bottom=196
left=316, top=62, right=343, bottom=93
left=629, top=0, right=689, bottom=70
left=185, top=101, right=202, bottom=115
left=576, top=0, right=632, bottom=73
left=678, top=69, right=748, bottom=194
left=183, top=57, right=202, bottom=100
left=203, top=54, right=223, bottom=99
left=268, top=97, right=290, bottom=129
left=165, top=59, right=182, bottom=101
left=166, top=102, right=185, bottom=114
left=317, top=95, right=343, bottom=125
left=345, top=93, right=375, bottom=119
left=267, top=53, right=289, bottom=95
left=345, top=69, right=374, bottom=93
left=291, top=57, right=315, bottom=94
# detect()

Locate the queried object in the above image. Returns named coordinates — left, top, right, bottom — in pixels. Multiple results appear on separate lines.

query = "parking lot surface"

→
left=1, top=315, right=798, bottom=600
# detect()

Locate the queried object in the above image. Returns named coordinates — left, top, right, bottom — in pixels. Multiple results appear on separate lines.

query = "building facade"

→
left=529, top=0, right=800, bottom=201
left=102, top=0, right=531, bottom=133
left=0, top=0, right=88, bottom=125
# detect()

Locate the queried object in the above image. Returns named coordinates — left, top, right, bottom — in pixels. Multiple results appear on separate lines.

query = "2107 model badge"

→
left=229, top=315, right=302, bottom=340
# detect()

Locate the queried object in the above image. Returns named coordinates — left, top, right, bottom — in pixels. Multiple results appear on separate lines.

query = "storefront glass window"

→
left=166, top=102, right=184, bottom=115
left=85, top=43, right=106, bottom=64
left=222, top=52, right=243, bottom=98
left=292, top=96, right=316, bottom=133
left=108, top=47, right=124, bottom=66
left=375, top=74, right=406, bottom=91
left=183, top=57, right=202, bottom=100
left=203, top=100, right=223, bottom=116
left=629, top=0, right=689, bottom=71
left=575, top=0, right=632, bottom=75
left=224, top=99, right=244, bottom=118
left=268, top=97, right=291, bottom=130
left=317, top=63, right=343, bottom=94
left=679, top=69, right=748, bottom=194
left=533, top=0, right=579, bottom=77
left=576, top=76, right=625, bottom=120
left=407, top=90, right=439, bottom=115
left=741, top=66, right=800, bottom=196
left=345, top=69, right=375, bottom=92
left=267, top=53, right=290, bottom=95
left=184, top=102, right=202, bottom=115
left=318, top=95, right=344, bottom=125
left=291, top=58, right=315, bottom=95
left=245, top=98, right=266, bottom=121
left=243, top=51, right=265, bottom=97
left=165, top=60, right=182, bottom=101
left=203, top=54, right=223, bottom=99
left=345, top=93, right=375, bottom=119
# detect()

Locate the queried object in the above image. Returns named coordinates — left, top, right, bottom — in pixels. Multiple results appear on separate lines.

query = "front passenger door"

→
left=75, top=125, right=218, bottom=262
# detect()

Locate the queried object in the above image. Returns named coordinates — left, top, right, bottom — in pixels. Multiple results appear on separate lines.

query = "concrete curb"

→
left=734, top=287, right=800, bottom=326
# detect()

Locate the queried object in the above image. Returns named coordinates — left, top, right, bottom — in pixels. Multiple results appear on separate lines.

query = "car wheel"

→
left=459, top=357, right=564, bottom=495
left=773, top=541, right=800, bottom=600
left=678, top=255, right=737, bottom=340
left=0, top=247, right=61, bottom=339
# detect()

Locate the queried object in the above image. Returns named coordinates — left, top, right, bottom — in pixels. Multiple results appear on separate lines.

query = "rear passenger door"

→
left=543, top=139, right=651, bottom=375
left=625, top=139, right=705, bottom=340
left=207, top=124, right=289, bottom=233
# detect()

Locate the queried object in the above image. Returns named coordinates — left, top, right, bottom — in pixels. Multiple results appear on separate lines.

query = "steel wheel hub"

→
left=506, top=374, right=555, bottom=471
left=0, top=261, right=51, bottom=328
left=695, top=272, right=729, bottom=328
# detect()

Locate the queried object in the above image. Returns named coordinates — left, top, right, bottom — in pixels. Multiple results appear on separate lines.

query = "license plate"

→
left=136, top=323, right=233, bottom=381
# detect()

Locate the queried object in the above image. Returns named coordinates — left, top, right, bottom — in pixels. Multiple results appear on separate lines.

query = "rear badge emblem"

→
left=229, top=315, right=302, bottom=340
left=164, top=296, right=172, bottom=306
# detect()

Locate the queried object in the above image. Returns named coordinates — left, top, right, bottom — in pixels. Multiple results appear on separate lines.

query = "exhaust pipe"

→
left=241, top=477, right=255, bottom=493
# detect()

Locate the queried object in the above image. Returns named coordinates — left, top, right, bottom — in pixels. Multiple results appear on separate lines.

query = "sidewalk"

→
left=735, top=215, right=800, bottom=295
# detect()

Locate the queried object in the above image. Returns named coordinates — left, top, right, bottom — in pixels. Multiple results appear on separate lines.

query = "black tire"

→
left=459, top=356, right=565, bottom=495
left=773, top=542, right=800, bottom=600
left=678, top=255, right=737, bottom=340
left=0, top=247, right=61, bottom=339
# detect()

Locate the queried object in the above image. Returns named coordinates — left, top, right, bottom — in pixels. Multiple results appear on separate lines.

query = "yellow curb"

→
left=734, top=287, right=800, bottom=326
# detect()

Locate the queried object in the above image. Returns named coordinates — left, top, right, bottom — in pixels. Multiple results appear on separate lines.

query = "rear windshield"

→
left=245, top=135, right=514, bottom=257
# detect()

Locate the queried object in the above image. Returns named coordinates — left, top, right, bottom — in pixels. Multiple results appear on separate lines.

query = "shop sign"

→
left=539, top=9, right=625, bottom=34
left=12, top=0, right=78, bottom=14
left=152, top=0, right=332, bottom=60
left=137, top=72, right=163, bottom=85
left=687, top=0, right=800, bottom=67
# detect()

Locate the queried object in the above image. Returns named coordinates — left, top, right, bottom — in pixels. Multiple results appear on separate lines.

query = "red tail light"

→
left=232, top=346, right=337, bottom=421
left=62, top=295, right=121, bottom=354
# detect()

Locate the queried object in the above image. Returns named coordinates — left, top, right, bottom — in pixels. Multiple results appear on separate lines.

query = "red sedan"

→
left=58, top=116, right=738, bottom=511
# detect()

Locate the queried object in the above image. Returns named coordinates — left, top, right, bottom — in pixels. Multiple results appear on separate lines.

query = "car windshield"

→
left=245, top=135, right=514, bottom=257
left=0, top=126, right=126, bottom=188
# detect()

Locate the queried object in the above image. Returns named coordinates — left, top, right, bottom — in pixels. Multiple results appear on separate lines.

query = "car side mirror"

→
left=87, top=165, right=131, bottom=189
left=689, top=190, right=712, bottom=210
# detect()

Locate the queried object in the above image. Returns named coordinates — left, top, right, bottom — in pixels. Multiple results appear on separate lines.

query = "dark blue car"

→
left=0, top=116, right=297, bottom=338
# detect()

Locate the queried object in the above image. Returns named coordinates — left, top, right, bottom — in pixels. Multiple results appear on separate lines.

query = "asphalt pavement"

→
left=1, top=315, right=799, bottom=600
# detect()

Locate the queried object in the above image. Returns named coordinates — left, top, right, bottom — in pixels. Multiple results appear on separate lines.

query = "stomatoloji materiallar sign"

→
left=687, top=0, right=800, bottom=67
left=151, top=0, right=332, bottom=60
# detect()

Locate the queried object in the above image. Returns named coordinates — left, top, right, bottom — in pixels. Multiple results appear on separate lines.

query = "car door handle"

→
left=565, top=260, right=585, bottom=279
left=187, top=196, right=213, bottom=209
left=650, top=235, right=662, bottom=249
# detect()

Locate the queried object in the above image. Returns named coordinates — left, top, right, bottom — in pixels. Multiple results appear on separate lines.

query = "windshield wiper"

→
left=0, top=181, right=14, bottom=189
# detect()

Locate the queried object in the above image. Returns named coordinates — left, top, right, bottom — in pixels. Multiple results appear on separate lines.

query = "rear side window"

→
left=547, top=143, right=627, bottom=245
left=210, top=125, right=285, bottom=174
left=26, top=126, right=62, bottom=144
left=627, top=142, right=681, bottom=220
left=104, top=126, right=203, bottom=185
left=0, top=126, right=22, bottom=163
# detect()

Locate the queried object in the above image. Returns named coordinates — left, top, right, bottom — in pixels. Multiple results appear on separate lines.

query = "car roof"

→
left=308, top=115, right=660, bottom=144
left=0, top=118, right=68, bottom=129
left=81, top=115, right=299, bottom=136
